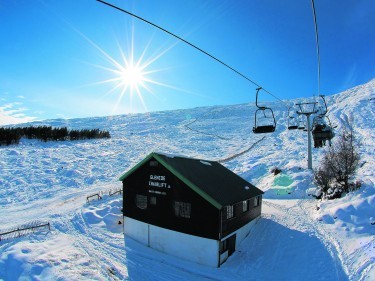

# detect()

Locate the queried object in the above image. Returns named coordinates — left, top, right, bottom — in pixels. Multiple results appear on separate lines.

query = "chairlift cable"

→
left=311, top=0, right=321, bottom=98
left=96, top=0, right=289, bottom=108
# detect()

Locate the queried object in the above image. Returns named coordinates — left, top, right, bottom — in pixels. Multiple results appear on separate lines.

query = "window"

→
left=226, top=205, right=234, bottom=219
left=150, top=196, right=157, bottom=205
left=254, top=196, right=260, bottom=207
left=135, top=194, right=147, bottom=209
left=174, top=201, right=191, bottom=218
left=149, top=160, right=158, bottom=167
left=242, top=200, right=249, bottom=212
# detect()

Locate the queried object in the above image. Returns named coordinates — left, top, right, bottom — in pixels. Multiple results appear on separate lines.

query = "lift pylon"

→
left=296, top=102, right=318, bottom=169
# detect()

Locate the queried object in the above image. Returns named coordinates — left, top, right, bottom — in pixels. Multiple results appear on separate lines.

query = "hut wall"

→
left=122, top=158, right=220, bottom=240
left=221, top=196, right=262, bottom=238
left=124, top=217, right=219, bottom=267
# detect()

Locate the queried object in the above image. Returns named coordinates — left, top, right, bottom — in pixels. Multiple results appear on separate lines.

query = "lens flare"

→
left=71, top=22, right=205, bottom=115
left=120, top=63, right=145, bottom=89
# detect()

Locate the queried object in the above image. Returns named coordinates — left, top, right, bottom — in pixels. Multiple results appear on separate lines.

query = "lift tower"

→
left=296, top=102, right=318, bottom=169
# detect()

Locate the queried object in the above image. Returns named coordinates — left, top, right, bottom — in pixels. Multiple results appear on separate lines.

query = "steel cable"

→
left=96, top=0, right=289, bottom=108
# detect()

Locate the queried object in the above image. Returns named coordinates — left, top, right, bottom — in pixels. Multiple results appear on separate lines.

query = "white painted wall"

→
left=124, top=216, right=261, bottom=267
left=149, top=223, right=219, bottom=267
left=124, top=217, right=219, bottom=267
left=124, top=216, right=149, bottom=246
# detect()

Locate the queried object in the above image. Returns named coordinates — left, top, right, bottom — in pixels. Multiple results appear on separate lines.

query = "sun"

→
left=85, top=38, right=158, bottom=114
left=118, top=62, right=146, bottom=91
left=86, top=32, right=171, bottom=114
left=75, top=24, right=187, bottom=114
left=105, top=50, right=156, bottom=114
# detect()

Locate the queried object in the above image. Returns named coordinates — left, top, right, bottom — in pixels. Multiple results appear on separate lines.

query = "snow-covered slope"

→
left=0, top=79, right=374, bottom=280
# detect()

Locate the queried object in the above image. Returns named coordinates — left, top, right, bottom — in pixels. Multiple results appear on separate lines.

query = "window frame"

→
left=242, top=200, right=249, bottom=212
left=174, top=201, right=192, bottom=219
left=149, top=160, right=158, bottom=167
left=254, top=196, right=260, bottom=207
left=226, top=205, right=234, bottom=220
left=135, top=194, right=148, bottom=210
left=150, top=196, right=157, bottom=206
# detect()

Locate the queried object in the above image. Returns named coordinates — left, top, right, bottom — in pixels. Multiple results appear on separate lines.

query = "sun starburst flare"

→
left=72, top=24, right=174, bottom=114
left=119, top=63, right=145, bottom=89
left=70, top=23, right=209, bottom=115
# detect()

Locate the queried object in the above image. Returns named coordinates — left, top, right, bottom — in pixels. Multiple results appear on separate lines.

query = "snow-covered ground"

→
left=0, top=79, right=374, bottom=280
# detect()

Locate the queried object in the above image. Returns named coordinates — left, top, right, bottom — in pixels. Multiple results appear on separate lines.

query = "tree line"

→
left=0, top=126, right=111, bottom=145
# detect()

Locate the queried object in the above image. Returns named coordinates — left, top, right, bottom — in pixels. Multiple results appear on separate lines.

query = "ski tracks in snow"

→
left=55, top=208, right=127, bottom=280
left=263, top=199, right=349, bottom=281
left=299, top=200, right=375, bottom=281
left=263, top=198, right=375, bottom=280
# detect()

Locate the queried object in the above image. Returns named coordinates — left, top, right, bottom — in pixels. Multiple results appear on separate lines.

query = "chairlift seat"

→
left=253, top=125, right=276, bottom=134
left=288, top=125, right=298, bottom=130
left=252, top=88, right=277, bottom=134
left=312, top=128, right=334, bottom=141
left=288, top=116, right=298, bottom=130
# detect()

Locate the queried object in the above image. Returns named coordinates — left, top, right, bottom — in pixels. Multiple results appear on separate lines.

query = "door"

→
left=227, top=234, right=236, bottom=256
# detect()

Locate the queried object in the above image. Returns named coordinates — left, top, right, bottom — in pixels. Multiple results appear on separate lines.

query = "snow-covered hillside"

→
left=0, top=79, right=374, bottom=280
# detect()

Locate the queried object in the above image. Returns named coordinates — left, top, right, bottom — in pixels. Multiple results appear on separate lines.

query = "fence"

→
left=86, top=193, right=102, bottom=203
left=86, top=188, right=122, bottom=203
left=218, top=136, right=265, bottom=163
left=108, top=189, right=122, bottom=196
left=0, top=221, right=50, bottom=241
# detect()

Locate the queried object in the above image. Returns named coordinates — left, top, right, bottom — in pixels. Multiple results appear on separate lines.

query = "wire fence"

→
left=0, top=221, right=50, bottom=241
left=86, top=188, right=123, bottom=204
left=86, top=193, right=102, bottom=203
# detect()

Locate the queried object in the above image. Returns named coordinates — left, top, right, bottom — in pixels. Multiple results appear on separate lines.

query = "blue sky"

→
left=0, top=0, right=374, bottom=124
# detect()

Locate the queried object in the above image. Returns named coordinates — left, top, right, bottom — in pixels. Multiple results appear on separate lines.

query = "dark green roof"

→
left=119, top=152, right=264, bottom=209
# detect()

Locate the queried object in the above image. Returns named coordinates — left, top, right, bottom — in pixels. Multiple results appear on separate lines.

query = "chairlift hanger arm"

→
left=255, top=87, right=262, bottom=108
left=295, top=102, right=318, bottom=115
left=324, top=115, right=334, bottom=127
left=319, top=95, right=328, bottom=115
left=255, top=87, right=271, bottom=110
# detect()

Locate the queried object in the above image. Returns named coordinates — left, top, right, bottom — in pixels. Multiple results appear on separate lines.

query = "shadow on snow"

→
left=123, top=218, right=348, bottom=281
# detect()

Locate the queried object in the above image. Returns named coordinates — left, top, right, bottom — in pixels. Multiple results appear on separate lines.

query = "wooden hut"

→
left=119, top=152, right=264, bottom=267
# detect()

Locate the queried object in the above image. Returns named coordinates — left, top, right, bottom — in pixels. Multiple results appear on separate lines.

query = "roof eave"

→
left=119, top=152, right=222, bottom=209
left=118, top=152, right=155, bottom=181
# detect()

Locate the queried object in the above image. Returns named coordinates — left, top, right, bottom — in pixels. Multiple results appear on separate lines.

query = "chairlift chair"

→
left=295, top=102, right=317, bottom=130
left=312, top=115, right=335, bottom=147
left=287, top=107, right=298, bottom=130
left=252, top=88, right=277, bottom=134
left=318, top=95, right=328, bottom=115
left=297, top=116, right=305, bottom=130
left=311, top=96, right=335, bottom=147
left=288, top=117, right=298, bottom=130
